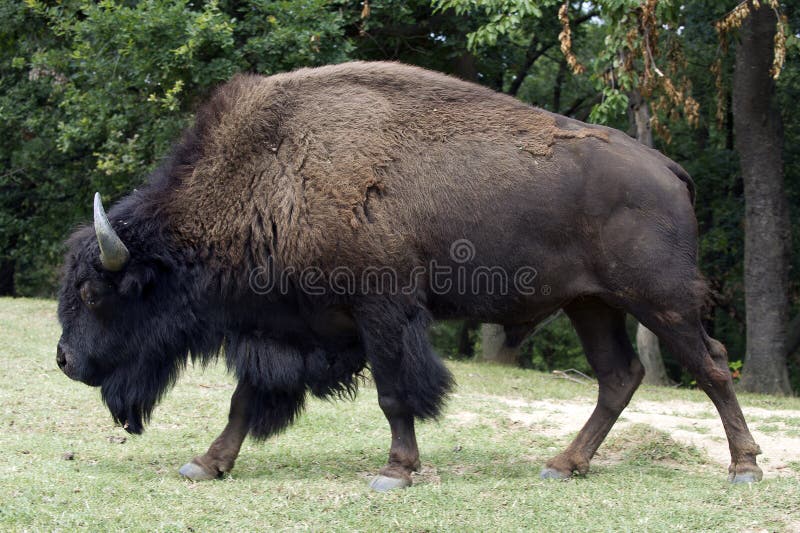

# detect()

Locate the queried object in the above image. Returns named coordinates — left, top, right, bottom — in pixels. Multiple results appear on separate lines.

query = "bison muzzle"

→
left=57, top=61, right=762, bottom=488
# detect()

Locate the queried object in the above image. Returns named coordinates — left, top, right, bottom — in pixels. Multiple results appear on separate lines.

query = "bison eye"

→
left=80, top=281, right=111, bottom=311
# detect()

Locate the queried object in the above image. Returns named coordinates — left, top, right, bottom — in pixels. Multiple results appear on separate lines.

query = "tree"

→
left=0, top=259, right=12, bottom=296
left=480, top=324, right=521, bottom=365
left=731, top=1, right=793, bottom=394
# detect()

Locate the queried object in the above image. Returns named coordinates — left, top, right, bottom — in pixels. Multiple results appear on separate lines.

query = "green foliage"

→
left=233, top=0, right=352, bottom=73
left=588, top=87, right=628, bottom=124
left=0, top=0, right=352, bottom=295
left=519, top=313, right=588, bottom=374
left=348, top=0, right=504, bottom=85
left=429, top=320, right=468, bottom=358
left=433, top=0, right=558, bottom=49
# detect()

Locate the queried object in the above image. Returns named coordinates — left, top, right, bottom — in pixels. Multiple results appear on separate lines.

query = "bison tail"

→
left=667, top=161, right=696, bottom=206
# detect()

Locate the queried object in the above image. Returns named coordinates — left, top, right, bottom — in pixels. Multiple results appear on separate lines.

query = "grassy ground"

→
left=1, top=297, right=799, bottom=532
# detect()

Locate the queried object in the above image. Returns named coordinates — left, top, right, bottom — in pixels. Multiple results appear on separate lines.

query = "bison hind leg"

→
left=633, top=304, right=763, bottom=482
left=542, top=297, right=644, bottom=479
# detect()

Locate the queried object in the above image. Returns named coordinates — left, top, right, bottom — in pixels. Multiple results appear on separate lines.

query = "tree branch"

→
left=507, top=10, right=597, bottom=97
left=570, top=11, right=599, bottom=27
left=563, top=91, right=601, bottom=117
left=507, top=37, right=549, bottom=96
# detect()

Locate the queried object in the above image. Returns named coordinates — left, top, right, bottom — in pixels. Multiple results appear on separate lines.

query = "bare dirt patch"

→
left=448, top=393, right=800, bottom=478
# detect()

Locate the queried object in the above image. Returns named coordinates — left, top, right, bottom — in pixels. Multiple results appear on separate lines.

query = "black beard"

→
left=99, top=355, right=184, bottom=435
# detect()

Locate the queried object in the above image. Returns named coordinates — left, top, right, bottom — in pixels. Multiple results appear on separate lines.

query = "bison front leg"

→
left=370, top=391, right=421, bottom=491
left=354, top=298, right=454, bottom=491
left=179, top=380, right=252, bottom=480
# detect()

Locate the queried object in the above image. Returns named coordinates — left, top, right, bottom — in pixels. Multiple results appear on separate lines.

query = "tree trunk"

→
left=456, top=319, right=477, bottom=358
left=787, top=314, right=800, bottom=359
left=479, top=323, right=520, bottom=365
left=628, top=90, right=653, bottom=147
left=636, top=325, right=672, bottom=385
left=628, top=89, right=671, bottom=386
left=0, top=259, right=14, bottom=296
left=734, top=3, right=792, bottom=394
left=553, top=59, right=567, bottom=112
left=452, top=52, right=478, bottom=82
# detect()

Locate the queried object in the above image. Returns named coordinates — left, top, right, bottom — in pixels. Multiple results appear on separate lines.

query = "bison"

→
left=57, top=61, right=762, bottom=489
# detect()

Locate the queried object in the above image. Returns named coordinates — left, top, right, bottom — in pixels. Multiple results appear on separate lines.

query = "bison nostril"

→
left=56, top=345, right=67, bottom=369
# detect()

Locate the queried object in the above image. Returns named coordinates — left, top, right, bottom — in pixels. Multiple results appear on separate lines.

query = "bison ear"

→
left=94, top=192, right=130, bottom=271
left=119, top=264, right=157, bottom=297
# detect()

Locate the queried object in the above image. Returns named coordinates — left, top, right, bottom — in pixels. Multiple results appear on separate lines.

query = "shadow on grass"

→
left=77, top=442, right=567, bottom=485
left=77, top=425, right=719, bottom=487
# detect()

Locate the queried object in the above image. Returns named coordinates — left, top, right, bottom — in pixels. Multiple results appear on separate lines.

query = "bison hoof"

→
left=179, top=462, right=218, bottom=481
left=729, top=469, right=763, bottom=484
left=369, top=475, right=411, bottom=492
left=540, top=467, right=571, bottom=480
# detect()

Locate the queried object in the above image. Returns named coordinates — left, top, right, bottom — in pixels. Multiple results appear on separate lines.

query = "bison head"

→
left=57, top=193, right=216, bottom=434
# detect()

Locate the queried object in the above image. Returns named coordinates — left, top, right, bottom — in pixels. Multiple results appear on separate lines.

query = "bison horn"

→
left=93, top=192, right=130, bottom=271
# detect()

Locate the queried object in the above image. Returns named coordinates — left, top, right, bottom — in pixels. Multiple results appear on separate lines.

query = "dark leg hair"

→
left=541, top=297, right=645, bottom=478
left=353, top=297, right=453, bottom=490
left=245, top=384, right=306, bottom=440
left=224, top=332, right=308, bottom=439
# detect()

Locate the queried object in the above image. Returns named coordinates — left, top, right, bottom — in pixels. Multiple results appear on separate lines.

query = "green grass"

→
left=1, top=297, right=799, bottom=531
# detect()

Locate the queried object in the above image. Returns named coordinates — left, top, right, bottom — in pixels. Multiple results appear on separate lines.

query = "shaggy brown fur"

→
left=167, top=62, right=618, bottom=275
